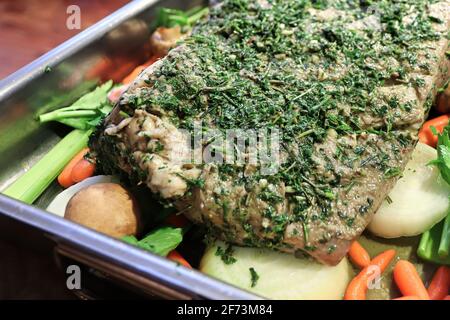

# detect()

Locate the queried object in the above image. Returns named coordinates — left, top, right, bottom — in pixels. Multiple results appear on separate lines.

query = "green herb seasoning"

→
left=249, top=267, right=259, bottom=288
left=215, top=244, right=237, bottom=264
left=94, top=0, right=448, bottom=258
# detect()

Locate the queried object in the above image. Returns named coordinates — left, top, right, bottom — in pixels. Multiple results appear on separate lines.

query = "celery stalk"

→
left=418, top=218, right=450, bottom=265
left=2, top=129, right=91, bottom=204
left=438, top=211, right=450, bottom=257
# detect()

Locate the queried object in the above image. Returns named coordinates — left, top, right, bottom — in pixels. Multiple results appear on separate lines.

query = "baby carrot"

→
left=344, top=249, right=396, bottom=300
left=122, top=65, right=147, bottom=85
left=348, top=241, right=371, bottom=269
left=427, top=266, right=450, bottom=300
left=167, top=250, right=192, bottom=268
left=393, top=260, right=429, bottom=300
left=369, top=249, right=397, bottom=273
left=70, top=158, right=96, bottom=183
left=418, top=114, right=450, bottom=148
left=344, top=274, right=367, bottom=300
left=392, top=295, right=420, bottom=300
left=57, top=148, right=89, bottom=188
left=122, top=55, right=158, bottom=85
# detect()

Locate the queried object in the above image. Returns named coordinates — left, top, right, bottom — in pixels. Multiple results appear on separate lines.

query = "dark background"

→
left=0, top=0, right=129, bottom=299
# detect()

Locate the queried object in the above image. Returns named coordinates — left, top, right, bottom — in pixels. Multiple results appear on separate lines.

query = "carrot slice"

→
left=348, top=241, right=371, bottom=269
left=428, top=266, right=450, bottom=300
left=57, top=148, right=89, bottom=188
left=418, top=114, right=450, bottom=148
left=393, top=260, right=430, bottom=300
left=70, top=158, right=96, bottom=183
left=167, top=250, right=192, bottom=268
left=122, top=55, right=159, bottom=85
left=344, top=249, right=396, bottom=300
left=122, top=65, right=147, bottom=85
left=392, top=295, right=420, bottom=300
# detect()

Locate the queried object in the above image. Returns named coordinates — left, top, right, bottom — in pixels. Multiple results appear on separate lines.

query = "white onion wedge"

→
left=46, top=175, right=116, bottom=217
left=368, top=142, right=450, bottom=238
left=200, top=241, right=353, bottom=300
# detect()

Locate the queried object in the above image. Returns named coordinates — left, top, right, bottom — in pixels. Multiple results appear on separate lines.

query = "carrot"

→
left=344, top=274, right=368, bottom=300
left=167, top=250, right=192, bottom=268
left=393, top=260, right=430, bottom=300
left=428, top=266, right=450, bottom=300
left=70, top=158, right=96, bottom=183
left=418, top=114, right=450, bottom=148
left=418, top=130, right=432, bottom=146
left=165, top=213, right=189, bottom=228
left=348, top=241, right=371, bottom=269
left=85, top=57, right=113, bottom=80
left=392, top=295, right=420, bottom=300
left=108, top=59, right=139, bottom=83
left=122, top=65, right=147, bottom=85
left=344, top=249, right=396, bottom=300
left=121, top=56, right=159, bottom=85
left=444, top=295, right=450, bottom=300
left=367, top=249, right=397, bottom=273
left=57, top=148, right=89, bottom=188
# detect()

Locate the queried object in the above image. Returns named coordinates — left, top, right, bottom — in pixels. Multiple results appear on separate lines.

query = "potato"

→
left=200, top=241, right=353, bottom=300
left=65, top=183, right=141, bottom=238
left=368, top=142, right=450, bottom=238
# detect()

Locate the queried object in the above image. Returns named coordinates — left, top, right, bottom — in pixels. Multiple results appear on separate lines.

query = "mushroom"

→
left=64, top=183, right=141, bottom=238
left=149, top=26, right=184, bottom=57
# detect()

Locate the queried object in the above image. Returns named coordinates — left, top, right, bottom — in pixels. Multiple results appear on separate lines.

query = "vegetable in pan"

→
left=123, top=227, right=184, bottom=257
left=2, top=129, right=91, bottom=204
left=200, top=241, right=353, bottom=300
left=2, top=1, right=450, bottom=300
left=418, top=123, right=450, bottom=265
left=65, top=183, right=142, bottom=238
left=38, top=81, right=114, bottom=130
left=368, top=142, right=450, bottom=238
left=3, top=81, right=113, bottom=203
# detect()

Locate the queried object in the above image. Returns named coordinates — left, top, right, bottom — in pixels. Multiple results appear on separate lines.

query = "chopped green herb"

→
left=215, top=244, right=237, bottom=264
left=249, top=267, right=259, bottom=288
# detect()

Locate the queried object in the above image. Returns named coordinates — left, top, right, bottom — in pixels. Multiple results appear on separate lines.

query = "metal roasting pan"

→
left=0, top=0, right=260, bottom=300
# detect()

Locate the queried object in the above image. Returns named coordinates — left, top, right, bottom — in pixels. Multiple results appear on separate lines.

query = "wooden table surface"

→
left=0, top=0, right=130, bottom=79
left=0, top=0, right=129, bottom=299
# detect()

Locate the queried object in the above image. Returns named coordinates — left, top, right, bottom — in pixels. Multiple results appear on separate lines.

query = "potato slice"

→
left=200, top=241, right=353, bottom=300
left=368, top=142, right=450, bottom=238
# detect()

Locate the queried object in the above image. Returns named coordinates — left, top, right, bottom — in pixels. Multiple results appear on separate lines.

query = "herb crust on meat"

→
left=91, top=0, right=450, bottom=265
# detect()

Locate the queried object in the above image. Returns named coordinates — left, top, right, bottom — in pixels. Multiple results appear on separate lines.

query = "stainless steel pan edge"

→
left=0, top=193, right=260, bottom=300
left=0, top=0, right=260, bottom=300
